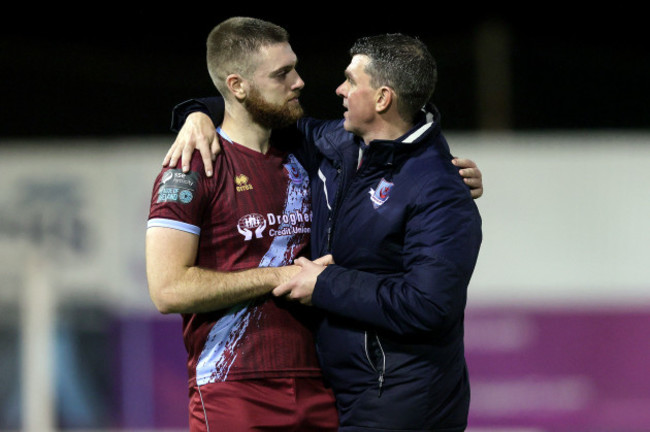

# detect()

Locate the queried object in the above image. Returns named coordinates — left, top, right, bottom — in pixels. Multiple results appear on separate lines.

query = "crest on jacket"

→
left=369, top=178, right=394, bottom=209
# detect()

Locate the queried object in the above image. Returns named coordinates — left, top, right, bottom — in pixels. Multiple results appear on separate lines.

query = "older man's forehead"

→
left=346, top=55, right=371, bottom=77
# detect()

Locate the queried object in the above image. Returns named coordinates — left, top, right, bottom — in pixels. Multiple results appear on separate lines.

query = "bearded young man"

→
left=145, top=17, right=338, bottom=431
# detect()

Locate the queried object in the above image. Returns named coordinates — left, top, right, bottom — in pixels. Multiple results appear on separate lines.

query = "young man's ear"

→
left=226, top=74, right=248, bottom=101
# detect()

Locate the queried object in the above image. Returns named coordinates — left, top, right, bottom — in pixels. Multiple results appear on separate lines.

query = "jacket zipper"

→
left=326, top=164, right=345, bottom=252
left=329, top=152, right=388, bottom=396
left=326, top=144, right=368, bottom=252
left=364, top=331, right=386, bottom=397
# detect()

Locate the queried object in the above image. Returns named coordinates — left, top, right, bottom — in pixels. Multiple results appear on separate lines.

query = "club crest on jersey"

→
left=369, top=178, right=394, bottom=209
left=235, top=174, right=253, bottom=192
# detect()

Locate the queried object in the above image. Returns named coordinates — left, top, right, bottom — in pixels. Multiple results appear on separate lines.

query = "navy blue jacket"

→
left=296, top=109, right=482, bottom=431
left=172, top=99, right=482, bottom=431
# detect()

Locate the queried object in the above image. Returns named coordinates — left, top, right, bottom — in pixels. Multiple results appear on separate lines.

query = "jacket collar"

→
left=401, top=106, right=438, bottom=144
left=374, top=103, right=440, bottom=146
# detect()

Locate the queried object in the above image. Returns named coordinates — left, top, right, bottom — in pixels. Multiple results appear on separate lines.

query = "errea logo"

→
left=235, top=174, right=253, bottom=192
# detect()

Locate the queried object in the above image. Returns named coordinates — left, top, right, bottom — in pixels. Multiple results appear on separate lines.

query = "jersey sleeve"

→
left=147, top=151, right=212, bottom=235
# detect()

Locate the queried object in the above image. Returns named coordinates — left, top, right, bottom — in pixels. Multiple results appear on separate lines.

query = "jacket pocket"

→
left=364, top=331, right=386, bottom=397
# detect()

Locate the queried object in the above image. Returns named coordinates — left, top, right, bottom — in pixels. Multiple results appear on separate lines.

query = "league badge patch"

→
left=157, top=169, right=198, bottom=204
left=369, top=178, right=394, bottom=209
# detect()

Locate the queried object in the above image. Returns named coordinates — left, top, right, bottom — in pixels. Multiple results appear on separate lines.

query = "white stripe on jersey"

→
left=147, top=218, right=201, bottom=235
left=259, top=153, right=309, bottom=268
left=196, top=301, right=252, bottom=386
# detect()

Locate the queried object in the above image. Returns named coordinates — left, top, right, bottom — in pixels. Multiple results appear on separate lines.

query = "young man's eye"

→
left=274, top=68, right=292, bottom=78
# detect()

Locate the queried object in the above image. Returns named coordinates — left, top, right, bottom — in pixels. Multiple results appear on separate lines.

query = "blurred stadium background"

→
left=1, top=7, right=649, bottom=432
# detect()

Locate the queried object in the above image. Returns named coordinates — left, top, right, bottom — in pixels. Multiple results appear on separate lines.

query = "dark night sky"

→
left=2, top=8, right=648, bottom=139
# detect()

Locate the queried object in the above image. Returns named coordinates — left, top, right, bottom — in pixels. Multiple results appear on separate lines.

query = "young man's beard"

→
left=244, top=86, right=304, bottom=129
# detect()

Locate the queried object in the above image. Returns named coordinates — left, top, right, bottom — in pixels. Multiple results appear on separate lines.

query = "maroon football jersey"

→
left=148, top=134, right=320, bottom=386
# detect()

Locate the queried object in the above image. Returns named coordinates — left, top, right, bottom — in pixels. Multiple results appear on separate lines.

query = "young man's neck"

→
left=221, top=108, right=272, bottom=154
